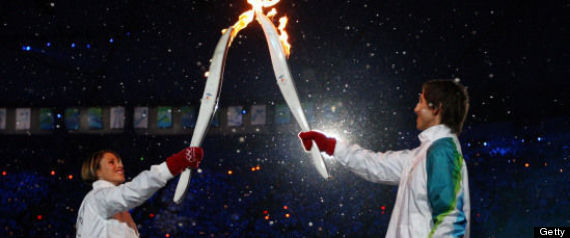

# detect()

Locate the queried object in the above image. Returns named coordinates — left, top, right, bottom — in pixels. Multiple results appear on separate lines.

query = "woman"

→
left=76, top=147, right=203, bottom=237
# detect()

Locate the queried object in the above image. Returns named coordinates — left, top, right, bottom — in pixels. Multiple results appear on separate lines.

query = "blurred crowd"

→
left=0, top=126, right=568, bottom=237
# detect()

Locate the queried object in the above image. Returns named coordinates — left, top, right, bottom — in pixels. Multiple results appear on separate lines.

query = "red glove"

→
left=298, top=131, right=336, bottom=156
left=166, top=147, right=204, bottom=176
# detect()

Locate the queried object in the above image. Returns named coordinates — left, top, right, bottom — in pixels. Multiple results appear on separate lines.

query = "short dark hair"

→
left=422, top=79, right=469, bottom=134
left=81, top=150, right=122, bottom=182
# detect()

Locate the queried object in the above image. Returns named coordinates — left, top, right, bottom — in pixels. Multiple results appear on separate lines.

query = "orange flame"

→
left=248, top=0, right=281, bottom=11
left=229, top=10, right=254, bottom=42
left=277, top=16, right=290, bottom=57
left=228, top=0, right=292, bottom=57
left=267, top=8, right=277, bottom=18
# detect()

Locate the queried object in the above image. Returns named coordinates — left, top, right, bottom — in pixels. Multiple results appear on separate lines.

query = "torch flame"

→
left=230, top=10, right=254, bottom=42
left=248, top=0, right=280, bottom=11
left=267, top=8, right=277, bottom=18
left=277, top=16, right=291, bottom=57
left=228, top=0, right=292, bottom=57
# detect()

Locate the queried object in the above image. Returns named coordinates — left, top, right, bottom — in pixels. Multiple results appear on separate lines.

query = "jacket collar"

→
left=418, top=124, right=454, bottom=144
left=92, top=179, right=117, bottom=189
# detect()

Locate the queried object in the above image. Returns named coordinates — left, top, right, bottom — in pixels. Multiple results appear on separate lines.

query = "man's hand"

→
left=166, top=147, right=204, bottom=176
left=298, top=131, right=336, bottom=156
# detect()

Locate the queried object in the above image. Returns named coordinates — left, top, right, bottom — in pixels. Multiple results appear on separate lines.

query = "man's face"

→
left=95, top=153, right=125, bottom=185
left=414, top=92, right=440, bottom=131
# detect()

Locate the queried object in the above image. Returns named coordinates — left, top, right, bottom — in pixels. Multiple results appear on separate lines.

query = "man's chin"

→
left=416, top=124, right=426, bottom=131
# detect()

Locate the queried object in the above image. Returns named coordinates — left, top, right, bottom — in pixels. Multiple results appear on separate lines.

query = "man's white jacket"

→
left=333, top=125, right=470, bottom=237
left=76, top=162, right=173, bottom=238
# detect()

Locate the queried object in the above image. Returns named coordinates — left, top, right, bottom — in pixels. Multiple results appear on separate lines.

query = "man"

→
left=299, top=80, right=470, bottom=237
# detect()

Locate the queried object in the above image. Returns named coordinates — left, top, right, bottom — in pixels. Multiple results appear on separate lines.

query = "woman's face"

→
left=95, top=152, right=125, bottom=185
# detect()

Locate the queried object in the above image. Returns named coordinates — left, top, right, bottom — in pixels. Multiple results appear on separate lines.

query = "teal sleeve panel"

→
left=426, top=138, right=463, bottom=237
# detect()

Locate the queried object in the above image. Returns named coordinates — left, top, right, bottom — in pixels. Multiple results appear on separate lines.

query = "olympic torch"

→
left=173, top=0, right=330, bottom=203
left=256, top=12, right=329, bottom=179
left=173, top=27, right=235, bottom=204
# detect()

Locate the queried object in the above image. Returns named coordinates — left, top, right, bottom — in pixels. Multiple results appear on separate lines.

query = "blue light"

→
left=499, top=148, right=508, bottom=156
left=126, top=32, right=131, bottom=36
left=483, top=142, right=488, bottom=147
left=26, top=46, right=31, bottom=51
left=537, top=137, right=542, bottom=142
left=241, top=109, right=247, bottom=115
left=467, top=142, right=471, bottom=147
left=46, top=42, right=51, bottom=47
left=56, top=114, right=62, bottom=119
left=109, top=38, right=114, bottom=43
left=71, top=43, right=76, bottom=48
left=86, top=44, right=91, bottom=49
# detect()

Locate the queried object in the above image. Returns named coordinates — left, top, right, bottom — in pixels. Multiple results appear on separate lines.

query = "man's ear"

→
left=433, top=103, right=443, bottom=115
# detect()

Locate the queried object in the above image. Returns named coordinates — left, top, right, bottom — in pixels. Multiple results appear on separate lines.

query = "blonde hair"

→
left=81, top=150, right=121, bottom=182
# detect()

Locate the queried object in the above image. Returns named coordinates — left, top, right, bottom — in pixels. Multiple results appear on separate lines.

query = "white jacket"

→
left=76, top=162, right=173, bottom=238
left=333, top=125, right=470, bottom=237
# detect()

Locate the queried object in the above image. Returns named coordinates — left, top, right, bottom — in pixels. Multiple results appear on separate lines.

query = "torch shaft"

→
left=173, top=27, right=234, bottom=204
left=256, top=12, right=329, bottom=179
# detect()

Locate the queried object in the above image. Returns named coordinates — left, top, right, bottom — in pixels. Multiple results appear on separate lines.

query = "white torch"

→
left=173, top=0, right=330, bottom=203
left=255, top=11, right=329, bottom=179
left=173, top=27, right=235, bottom=204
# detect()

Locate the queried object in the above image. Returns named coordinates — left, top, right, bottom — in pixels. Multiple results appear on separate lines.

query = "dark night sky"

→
left=1, top=0, right=568, bottom=125
left=0, top=2, right=568, bottom=236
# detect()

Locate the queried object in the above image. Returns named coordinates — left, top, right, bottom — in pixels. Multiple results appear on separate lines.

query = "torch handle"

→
left=256, top=13, right=330, bottom=179
left=173, top=27, right=234, bottom=204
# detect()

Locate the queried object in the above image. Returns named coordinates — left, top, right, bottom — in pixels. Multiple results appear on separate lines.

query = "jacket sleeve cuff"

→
left=332, top=140, right=349, bottom=162
left=155, top=162, right=175, bottom=181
